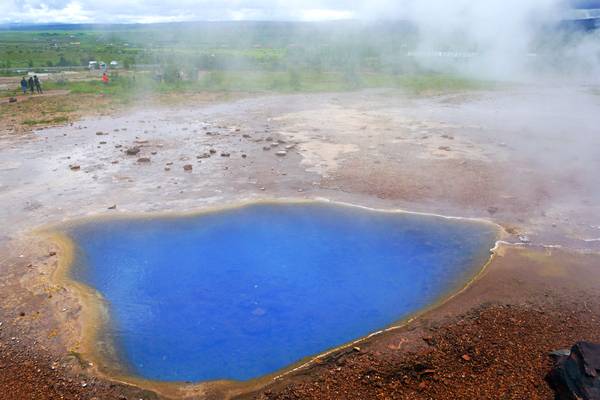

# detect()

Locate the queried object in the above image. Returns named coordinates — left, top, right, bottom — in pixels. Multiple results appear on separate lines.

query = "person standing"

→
left=33, top=75, right=43, bottom=94
left=20, top=77, right=27, bottom=94
left=102, top=72, right=109, bottom=85
left=28, top=76, right=34, bottom=94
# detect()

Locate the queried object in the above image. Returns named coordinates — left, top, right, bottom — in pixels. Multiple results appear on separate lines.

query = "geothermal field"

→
left=1, top=1, right=600, bottom=399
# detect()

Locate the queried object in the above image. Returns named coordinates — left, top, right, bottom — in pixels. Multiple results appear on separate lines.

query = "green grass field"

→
left=1, top=22, right=494, bottom=101
left=38, top=71, right=491, bottom=99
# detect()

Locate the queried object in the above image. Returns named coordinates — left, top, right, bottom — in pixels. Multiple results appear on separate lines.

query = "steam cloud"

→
left=379, top=0, right=599, bottom=80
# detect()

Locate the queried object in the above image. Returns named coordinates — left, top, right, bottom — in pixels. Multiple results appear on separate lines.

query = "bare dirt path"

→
left=0, top=89, right=71, bottom=103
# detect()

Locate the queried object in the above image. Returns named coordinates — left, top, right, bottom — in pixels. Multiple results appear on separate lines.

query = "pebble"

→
left=276, top=150, right=287, bottom=156
left=183, top=164, right=193, bottom=171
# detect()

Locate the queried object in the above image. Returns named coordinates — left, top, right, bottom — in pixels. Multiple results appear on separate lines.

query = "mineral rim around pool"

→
left=64, top=202, right=499, bottom=383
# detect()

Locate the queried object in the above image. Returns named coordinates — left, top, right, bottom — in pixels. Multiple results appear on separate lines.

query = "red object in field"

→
left=102, top=73, right=109, bottom=84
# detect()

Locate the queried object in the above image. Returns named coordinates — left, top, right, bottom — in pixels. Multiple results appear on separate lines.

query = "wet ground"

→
left=1, top=84, right=600, bottom=399
left=1, top=86, right=599, bottom=249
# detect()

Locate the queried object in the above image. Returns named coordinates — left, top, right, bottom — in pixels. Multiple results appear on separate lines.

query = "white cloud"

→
left=0, top=0, right=584, bottom=25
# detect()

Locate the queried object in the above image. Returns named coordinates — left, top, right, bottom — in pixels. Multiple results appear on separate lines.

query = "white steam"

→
left=365, top=0, right=599, bottom=81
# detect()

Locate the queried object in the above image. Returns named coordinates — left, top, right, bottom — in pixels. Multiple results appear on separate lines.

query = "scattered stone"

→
left=461, top=354, right=472, bottom=361
left=99, top=141, right=107, bottom=145
left=438, top=146, right=451, bottom=151
left=221, top=152, right=230, bottom=157
left=550, top=348, right=572, bottom=357
left=164, top=167, right=171, bottom=171
left=95, top=131, right=106, bottom=136
left=518, top=235, right=531, bottom=244
left=69, top=164, right=81, bottom=171
left=108, top=205, right=117, bottom=210
left=115, top=144, right=122, bottom=148
left=183, top=164, right=193, bottom=171
left=19, top=312, right=25, bottom=317
left=151, top=151, right=157, bottom=155
left=276, top=150, right=287, bottom=156
left=242, top=154, right=247, bottom=158
left=48, top=251, right=56, bottom=257
left=209, top=149, right=217, bottom=154
left=126, top=147, right=140, bottom=156
left=197, top=153, right=211, bottom=159
left=8, top=97, right=17, bottom=103
left=263, top=146, right=271, bottom=151
left=487, top=206, right=499, bottom=215
left=266, top=137, right=273, bottom=141
left=137, top=157, right=151, bottom=163
left=243, top=134, right=251, bottom=138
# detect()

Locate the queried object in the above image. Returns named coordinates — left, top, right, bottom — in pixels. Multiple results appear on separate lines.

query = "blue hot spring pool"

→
left=67, top=202, right=498, bottom=383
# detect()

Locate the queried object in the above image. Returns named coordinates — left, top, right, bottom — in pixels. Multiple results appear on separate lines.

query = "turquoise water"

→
left=68, top=203, right=497, bottom=383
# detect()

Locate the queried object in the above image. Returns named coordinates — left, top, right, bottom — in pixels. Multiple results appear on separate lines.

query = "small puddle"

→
left=62, top=202, right=498, bottom=383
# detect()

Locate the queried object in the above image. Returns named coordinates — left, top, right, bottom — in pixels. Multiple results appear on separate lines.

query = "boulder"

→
left=548, top=342, right=600, bottom=400
left=126, top=147, right=140, bottom=156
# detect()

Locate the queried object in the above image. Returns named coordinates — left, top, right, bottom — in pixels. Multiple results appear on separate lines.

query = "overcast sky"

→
left=0, top=0, right=401, bottom=24
left=1, top=0, right=585, bottom=25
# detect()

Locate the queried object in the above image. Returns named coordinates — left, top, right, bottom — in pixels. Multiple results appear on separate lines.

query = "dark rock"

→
left=183, top=164, right=193, bottom=171
left=209, top=149, right=217, bottom=154
left=69, top=164, right=81, bottom=171
left=9, top=97, right=17, bottom=103
left=108, top=205, right=117, bottom=210
left=221, top=152, right=230, bottom=157
left=548, top=342, right=600, bottom=400
left=487, top=206, right=499, bottom=215
left=137, top=157, right=151, bottom=163
left=126, top=147, right=140, bottom=156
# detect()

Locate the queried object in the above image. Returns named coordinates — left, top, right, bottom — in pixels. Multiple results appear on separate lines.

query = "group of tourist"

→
left=19, top=75, right=43, bottom=95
